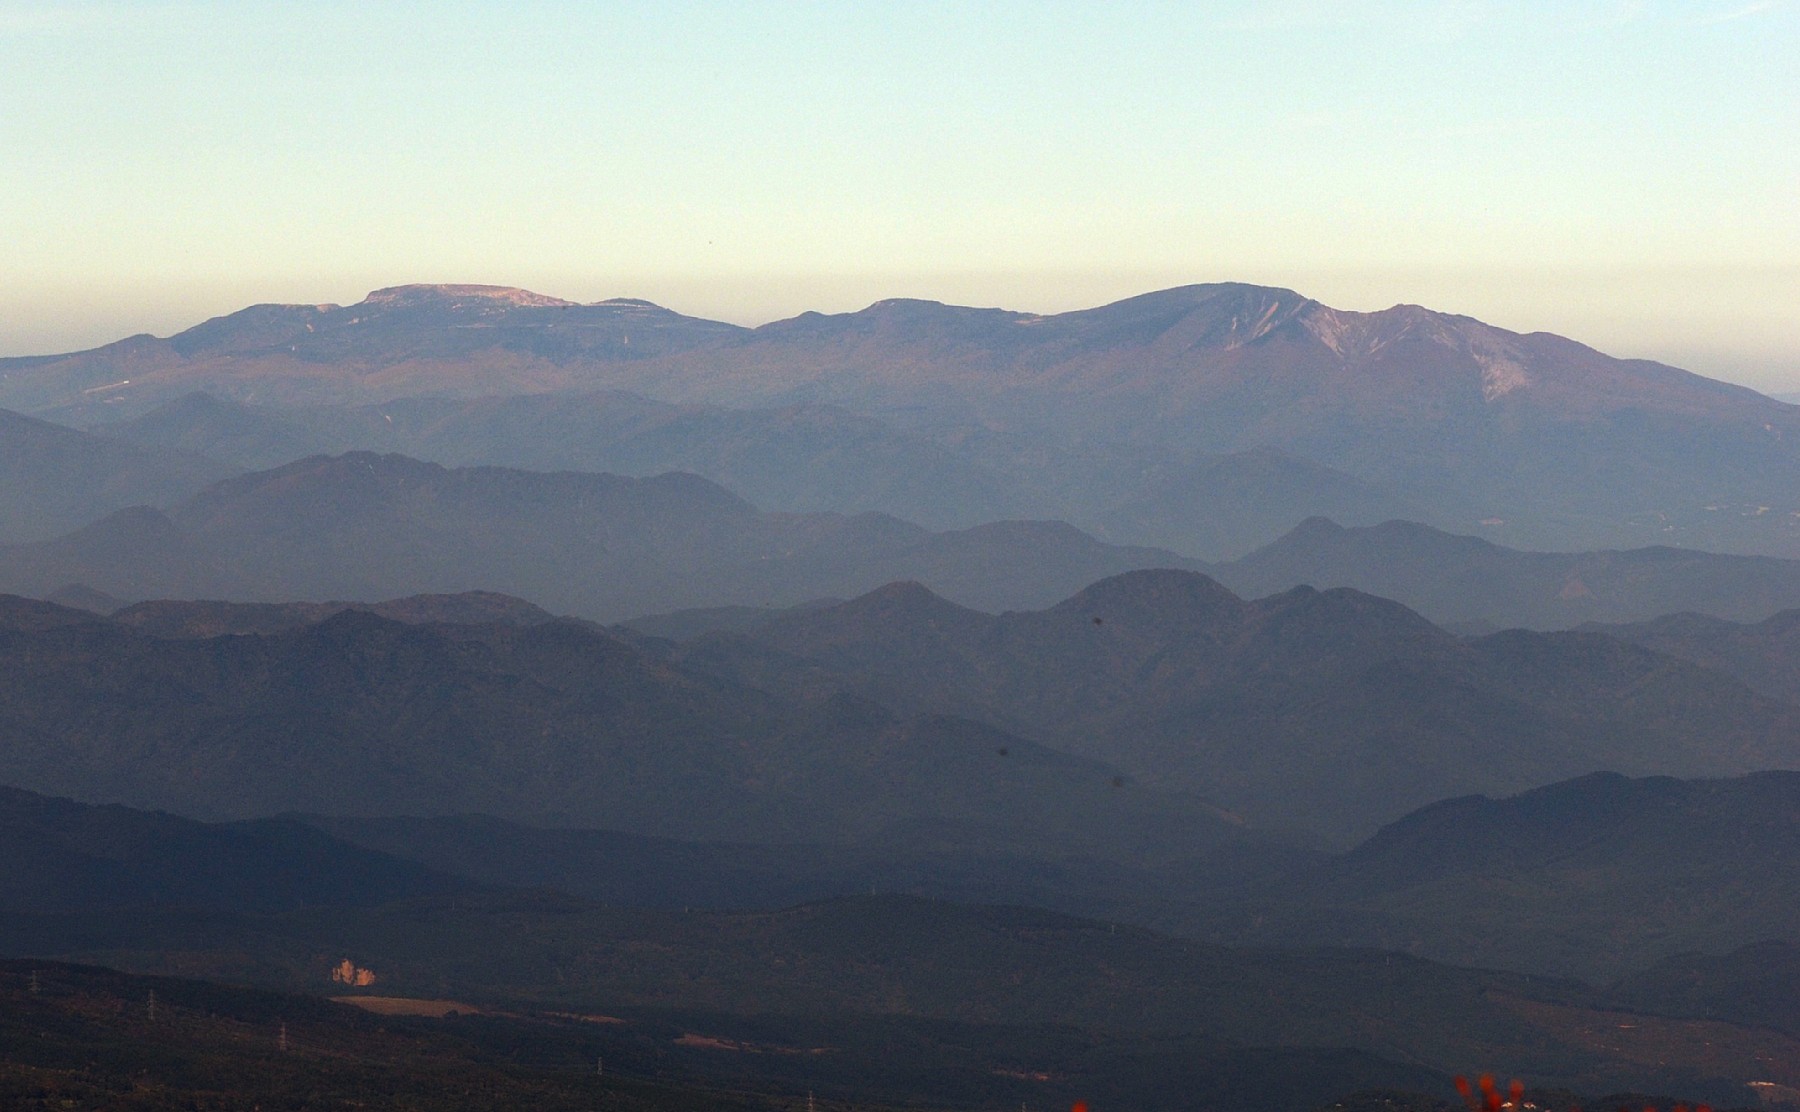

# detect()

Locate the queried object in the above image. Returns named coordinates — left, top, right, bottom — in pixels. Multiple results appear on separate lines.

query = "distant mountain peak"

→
left=836, top=579, right=981, bottom=620
left=1103, top=282, right=1315, bottom=322
left=1295, top=300, right=1526, bottom=388
left=865, top=578, right=946, bottom=600
left=360, top=284, right=576, bottom=309
left=867, top=297, right=947, bottom=311
left=1295, top=514, right=1348, bottom=533
left=1119, top=281, right=1310, bottom=306
left=1051, top=568, right=1243, bottom=621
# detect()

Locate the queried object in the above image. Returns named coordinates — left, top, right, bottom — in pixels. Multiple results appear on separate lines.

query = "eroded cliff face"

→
left=330, top=958, right=376, bottom=987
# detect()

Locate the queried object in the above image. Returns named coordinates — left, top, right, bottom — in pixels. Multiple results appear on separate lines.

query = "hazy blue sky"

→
left=2, top=1, right=1796, bottom=390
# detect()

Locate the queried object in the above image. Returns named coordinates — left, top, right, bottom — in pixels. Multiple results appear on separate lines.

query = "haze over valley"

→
left=9, top=281, right=1799, bottom=563
left=4, top=5, right=1796, bottom=1109
left=2, top=281, right=1800, bottom=1108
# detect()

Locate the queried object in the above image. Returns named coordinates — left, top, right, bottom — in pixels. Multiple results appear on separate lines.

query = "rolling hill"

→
left=1614, top=940, right=1800, bottom=1042
left=0, top=959, right=866, bottom=1112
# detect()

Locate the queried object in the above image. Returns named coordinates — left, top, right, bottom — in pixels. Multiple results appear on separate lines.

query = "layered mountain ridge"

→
left=3, top=277, right=1799, bottom=1112
left=672, top=568, right=1800, bottom=838
left=0, top=450, right=1206, bottom=620
left=8, top=567, right=1798, bottom=846
left=1212, top=516, right=1800, bottom=628
left=7, top=280, right=1798, bottom=557
left=0, top=592, right=1235, bottom=858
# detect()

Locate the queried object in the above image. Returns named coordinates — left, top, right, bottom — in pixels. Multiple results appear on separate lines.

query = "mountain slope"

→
left=1094, top=447, right=1421, bottom=559
left=105, top=590, right=559, bottom=638
left=88, top=390, right=329, bottom=469
left=0, top=608, right=1231, bottom=857
left=0, top=452, right=1205, bottom=619
left=0, top=407, right=232, bottom=544
left=310, top=770, right=1800, bottom=988
left=1216, top=517, right=1800, bottom=628
left=583, top=284, right=1800, bottom=555
left=0, top=594, right=107, bottom=633
left=1614, top=940, right=1800, bottom=1040
left=0, top=285, right=746, bottom=414
left=1583, top=608, right=1800, bottom=704
left=1183, top=771, right=1800, bottom=982
left=0, top=785, right=462, bottom=914
left=680, top=570, right=1800, bottom=839
left=96, top=390, right=1030, bottom=529
left=0, top=506, right=258, bottom=602
left=11, top=282, right=1800, bottom=556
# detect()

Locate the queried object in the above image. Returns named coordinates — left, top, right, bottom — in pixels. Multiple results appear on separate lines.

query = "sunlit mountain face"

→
left=10, top=282, right=1798, bottom=560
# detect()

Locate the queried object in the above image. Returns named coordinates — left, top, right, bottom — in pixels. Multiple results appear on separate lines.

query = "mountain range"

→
left=6, top=281, right=1799, bottom=558
left=0, top=451, right=1205, bottom=619
left=91, top=389, right=1035, bottom=531
left=5, top=278, right=1800, bottom=1112
left=671, top=569, right=1800, bottom=839
left=17, top=765, right=1800, bottom=993
left=8, top=568, right=1797, bottom=846
left=0, top=592, right=1236, bottom=859
left=1580, top=608, right=1800, bottom=705
left=1210, top=517, right=1800, bottom=629
left=85, top=388, right=1434, bottom=550
left=7, top=437, right=1800, bottom=631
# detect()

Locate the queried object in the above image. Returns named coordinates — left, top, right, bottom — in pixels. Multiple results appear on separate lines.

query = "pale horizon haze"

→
left=2, top=1, right=1796, bottom=393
